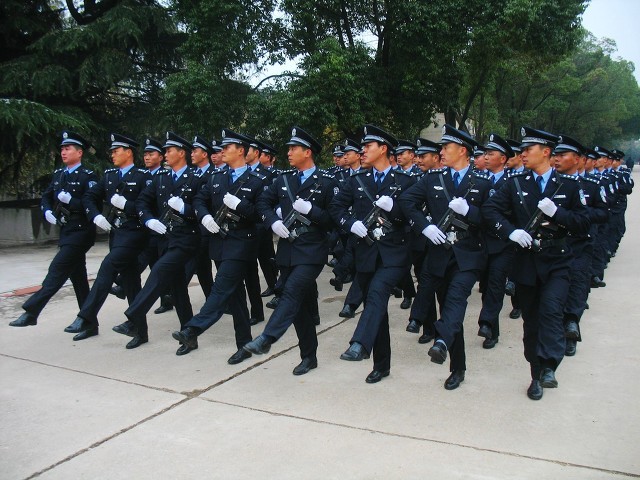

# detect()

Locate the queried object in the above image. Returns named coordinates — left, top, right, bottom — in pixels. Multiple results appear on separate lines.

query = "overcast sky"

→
left=581, top=0, right=640, bottom=83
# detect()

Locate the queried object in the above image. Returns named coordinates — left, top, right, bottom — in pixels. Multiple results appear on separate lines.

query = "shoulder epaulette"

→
left=322, top=172, right=335, bottom=179
left=251, top=171, right=267, bottom=180
left=352, top=169, right=369, bottom=176
left=472, top=171, right=491, bottom=181
left=53, top=167, right=64, bottom=173
left=157, top=168, right=171, bottom=175
left=393, top=169, right=412, bottom=177
left=280, top=168, right=297, bottom=175
left=79, top=167, right=94, bottom=174
left=427, top=168, right=446, bottom=174
left=582, top=176, right=599, bottom=184
left=558, top=173, right=579, bottom=181
left=507, top=170, right=527, bottom=178
left=105, top=167, right=118, bottom=173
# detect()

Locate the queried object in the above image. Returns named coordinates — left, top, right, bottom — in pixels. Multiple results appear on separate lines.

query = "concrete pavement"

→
left=1, top=175, right=639, bottom=479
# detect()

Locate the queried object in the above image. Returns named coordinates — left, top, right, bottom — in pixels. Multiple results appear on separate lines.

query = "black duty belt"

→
left=289, top=225, right=321, bottom=240
left=444, top=230, right=471, bottom=245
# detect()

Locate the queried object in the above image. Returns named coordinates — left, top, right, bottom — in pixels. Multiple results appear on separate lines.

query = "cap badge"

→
left=111, top=134, right=115, bottom=141
left=166, top=132, right=170, bottom=139
left=558, top=136, right=563, bottom=143
left=595, top=146, right=600, bottom=152
left=489, top=134, right=494, bottom=141
left=292, top=128, right=297, bottom=137
left=363, top=126, right=368, bottom=135
left=520, top=127, right=526, bottom=137
left=442, top=126, right=446, bottom=134
left=417, top=139, right=422, bottom=146
left=146, top=139, right=150, bottom=145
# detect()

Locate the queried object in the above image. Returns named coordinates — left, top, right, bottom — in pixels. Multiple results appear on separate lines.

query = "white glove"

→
left=93, top=214, right=112, bottom=232
left=57, top=191, right=72, bottom=204
left=110, top=193, right=127, bottom=210
left=509, top=229, right=532, bottom=248
left=538, top=198, right=557, bottom=217
left=293, top=198, right=312, bottom=214
left=374, top=195, right=394, bottom=212
left=271, top=220, right=290, bottom=239
left=146, top=219, right=167, bottom=235
left=223, top=193, right=241, bottom=210
left=276, top=207, right=283, bottom=219
left=350, top=220, right=368, bottom=238
left=423, top=225, right=446, bottom=245
left=201, top=214, right=220, bottom=234
left=168, top=196, right=184, bottom=213
left=44, top=210, right=57, bottom=225
left=449, top=197, right=469, bottom=216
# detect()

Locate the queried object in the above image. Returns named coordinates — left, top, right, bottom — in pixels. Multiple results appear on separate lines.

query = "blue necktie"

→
left=375, top=172, right=384, bottom=186
left=118, top=170, right=123, bottom=180
left=536, top=176, right=544, bottom=193
left=172, top=173, right=178, bottom=184
left=298, top=171, right=304, bottom=186
left=453, top=171, right=460, bottom=187
left=490, top=174, right=496, bottom=185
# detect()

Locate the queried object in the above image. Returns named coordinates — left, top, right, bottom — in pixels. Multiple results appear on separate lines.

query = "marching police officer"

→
left=66, top=134, right=152, bottom=341
left=330, top=124, right=416, bottom=384
left=172, top=129, right=268, bottom=363
left=483, top=126, right=590, bottom=400
left=400, top=125, right=491, bottom=390
left=11, top=131, right=98, bottom=328
left=112, top=132, right=203, bottom=350
left=244, top=127, right=337, bottom=375
left=476, top=134, right=515, bottom=350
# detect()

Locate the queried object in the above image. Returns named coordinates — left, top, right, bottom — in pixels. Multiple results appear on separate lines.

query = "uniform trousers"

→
left=421, top=257, right=479, bottom=372
left=126, top=245, right=195, bottom=335
left=257, top=229, right=278, bottom=289
left=185, top=236, right=213, bottom=298
left=351, top=261, right=409, bottom=372
left=23, top=244, right=92, bottom=317
left=185, top=259, right=251, bottom=349
left=517, top=268, right=569, bottom=379
left=478, top=248, right=514, bottom=338
left=78, top=245, right=143, bottom=326
left=263, top=264, right=324, bottom=359
left=244, top=261, right=265, bottom=321
left=564, top=243, right=592, bottom=339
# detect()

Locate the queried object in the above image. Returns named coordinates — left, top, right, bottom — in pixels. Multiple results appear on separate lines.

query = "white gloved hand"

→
left=276, top=207, right=282, bottom=219
left=448, top=197, right=469, bottom=216
left=93, top=214, right=112, bottom=232
left=509, top=229, right=532, bottom=248
left=350, top=220, right=368, bottom=238
left=146, top=219, right=167, bottom=235
left=292, top=198, right=312, bottom=214
left=201, top=214, right=220, bottom=234
left=223, top=193, right=241, bottom=210
left=271, top=220, right=290, bottom=239
left=44, top=210, right=57, bottom=225
left=110, top=193, right=127, bottom=210
left=538, top=198, right=558, bottom=217
left=167, top=196, right=184, bottom=213
left=422, top=225, right=446, bottom=245
left=374, top=195, right=394, bottom=212
left=57, top=191, right=72, bottom=204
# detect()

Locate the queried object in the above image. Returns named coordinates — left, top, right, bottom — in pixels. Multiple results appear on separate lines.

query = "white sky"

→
left=581, top=0, right=640, bottom=83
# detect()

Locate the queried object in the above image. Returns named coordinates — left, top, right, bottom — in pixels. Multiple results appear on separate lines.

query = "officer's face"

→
left=60, top=145, right=82, bottom=166
left=191, top=147, right=209, bottom=168
left=222, top=143, right=243, bottom=164
left=144, top=151, right=163, bottom=170
left=210, top=151, right=223, bottom=166
left=361, top=141, right=386, bottom=167
left=440, top=142, right=466, bottom=167
left=474, top=154, right=487, bottom=170
left=585, top=157, right=595, bottom=171
left=416, top=152, right=439, bottom=171
left=343, top=150, right=360, bottom=169
left=594, top=156, right=605, bottom=169
left=396, top=150, right=415, bottom=168
left=554, top=151, right=579, bottom=174
left=247, top=146, right=259, bottom=163
left=259, top=152, right=272, bottom=167
left=164, top=146, right=184, bottom=169
left=484, top=149, right=507, bottom=173
left=521, top=144, right=549, bottom=171
left=110, top=147, right=129, bottom=168
left=288, top=145, right=311, bottom=169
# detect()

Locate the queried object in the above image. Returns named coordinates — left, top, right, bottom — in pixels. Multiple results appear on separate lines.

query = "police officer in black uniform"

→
left=244, top=127, right=337, bottom=376
left=400, top=125, right=491, bottom=390
left=476, top=134, right=514, bottom=350
left=555, top=137, right=609, bottom=356
left=11, top=131, right=98, bottom=328
left=185, top=135, right=215, bottom=299
left=405, top=138, right=442, bottom=343
left=112, top=132, right=203, bottom=350
left=330, top=124, right=416, bottom=384
left=483, top=126, right=590, bottom=400
left=171, top=129, right=268, bottom=363
left=66, top=134, right=152, bottom=340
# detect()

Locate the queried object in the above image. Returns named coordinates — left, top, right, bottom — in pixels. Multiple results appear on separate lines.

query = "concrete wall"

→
left=0, top=206, right=59, bottom=247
